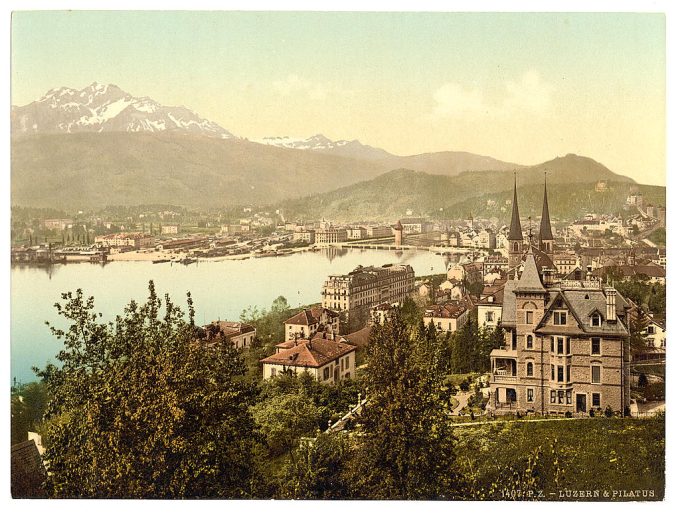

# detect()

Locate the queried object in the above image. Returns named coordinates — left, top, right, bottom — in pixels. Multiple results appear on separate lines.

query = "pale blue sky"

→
left=11, top=11, right=666, bottom=184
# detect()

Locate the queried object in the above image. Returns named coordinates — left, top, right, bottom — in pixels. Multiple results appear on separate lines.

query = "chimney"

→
left=605, top=287, right=617, bottom=322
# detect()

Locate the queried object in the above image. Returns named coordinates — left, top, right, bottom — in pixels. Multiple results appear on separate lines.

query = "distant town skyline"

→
left=11, top=11, right=665, bottom=185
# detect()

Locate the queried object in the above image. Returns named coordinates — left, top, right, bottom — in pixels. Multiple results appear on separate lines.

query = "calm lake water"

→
left=11, top=248, right=458, bottom=384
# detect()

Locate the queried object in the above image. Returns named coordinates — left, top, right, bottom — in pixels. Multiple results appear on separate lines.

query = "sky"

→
left=11, top=11, right=666, bottom=185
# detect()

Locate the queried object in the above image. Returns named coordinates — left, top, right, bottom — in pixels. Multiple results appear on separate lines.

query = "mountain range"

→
left=11, top=83, right=641, bottom=211
left=11, top=82, right=234, bottom=139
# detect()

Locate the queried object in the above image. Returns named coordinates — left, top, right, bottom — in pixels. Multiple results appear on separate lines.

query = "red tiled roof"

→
left=261, top=337, right=356, bottom=368
left=425, top=302, right=469, bottom=319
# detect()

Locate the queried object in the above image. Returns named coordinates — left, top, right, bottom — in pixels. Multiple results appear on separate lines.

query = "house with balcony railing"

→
left=488, top=250, right=631, bottom=416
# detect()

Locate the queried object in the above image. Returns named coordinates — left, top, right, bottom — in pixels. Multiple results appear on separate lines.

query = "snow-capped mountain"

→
left=11, top=82, right=235, bottom=139
left=256, top=134, right=394, bottom=161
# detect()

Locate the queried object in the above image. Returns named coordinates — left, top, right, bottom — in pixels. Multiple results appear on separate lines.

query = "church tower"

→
left=508, top=174, right=523, bottom=269
left=538, top=173, right=555, bottom=257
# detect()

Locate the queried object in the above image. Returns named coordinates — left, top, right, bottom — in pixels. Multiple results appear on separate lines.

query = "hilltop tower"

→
left=538, top=173, right=555, bottom=257
left=508, top=174, right=523, bottom=269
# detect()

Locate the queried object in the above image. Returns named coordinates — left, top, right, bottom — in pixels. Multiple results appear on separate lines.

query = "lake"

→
left=11, top=247, right=458, bottom=384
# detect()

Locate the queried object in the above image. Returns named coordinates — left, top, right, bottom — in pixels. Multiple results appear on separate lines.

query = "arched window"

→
left=527, top=362, right=534, bottom=377
left=513, top=242, right=520, bottom=252
left=526, top=334, right=534, bottom=349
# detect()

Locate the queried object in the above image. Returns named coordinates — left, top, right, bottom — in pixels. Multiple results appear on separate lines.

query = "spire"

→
left=509, top=173, right=523, bottom=240
left=515, top=252, right=545, bottom=292
left=539, top=172, right=554, bottom=242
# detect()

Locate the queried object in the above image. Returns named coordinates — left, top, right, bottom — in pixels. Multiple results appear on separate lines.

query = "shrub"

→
left=638, top=373, right=648, bottom=388
left=604, top=406, right=614, bottom=418
left=644, top=382, right=665, bottom=401
left=565, top=411, right=573, bottom=418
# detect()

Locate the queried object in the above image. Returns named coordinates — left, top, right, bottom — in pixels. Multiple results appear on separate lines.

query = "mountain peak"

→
left=13, top=82, right=235, bottom=139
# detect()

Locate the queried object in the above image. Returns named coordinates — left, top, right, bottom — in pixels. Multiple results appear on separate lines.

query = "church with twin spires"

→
left=507, top=174, right=556, bottom=275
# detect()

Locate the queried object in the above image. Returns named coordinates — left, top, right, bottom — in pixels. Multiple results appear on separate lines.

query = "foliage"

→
left=280, top=433, right=351, bottom=499
left=450, top=320, right=503, bottom=374
left=342, top=313, right=461, bottom=499
left=251, top=388, right=322, bottom=457
left=11, top=381, right=49, bottom=445
left=614, top=280, right=665, bottom=315
left=647, top=227, right=666, bottom=247
left=240, top=296, right=302, bottom=348
left=454, top=416, right=665, bottom=500
left=36, top=282, right=258, bottom=498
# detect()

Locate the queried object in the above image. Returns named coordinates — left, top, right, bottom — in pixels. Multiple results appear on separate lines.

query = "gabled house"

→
left=261, top=335, right=357, bottom=384
left=284, top=307, right=340, bottom=340
left=489, top=250, right=631, bottom=416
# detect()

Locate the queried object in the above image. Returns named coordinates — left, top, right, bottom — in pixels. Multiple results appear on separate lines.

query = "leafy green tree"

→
left=344, top=313, right=460, bottom=499
left=251, top=387, right=322, bottom=458
left=11, top=381, right=49, bottom=445
left=281, top=432, right=350, bottom=499
left=36, top=282, right=258, bottom=499
left=451, top=318, right=478, bottom=373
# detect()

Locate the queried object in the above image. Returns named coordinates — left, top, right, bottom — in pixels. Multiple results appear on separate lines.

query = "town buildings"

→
left=315, top=227, right=348, bottom=245
left=423, top=301, right=470, bottom=333
left=260, top=335, right=357, bottom=384
left=94, top=232, right=154, bottom=250
left=321, top=264, right=415, bottom=331
left=198, top=321, right=257, bottom=349
left=284, top=307, right=340, bottom=340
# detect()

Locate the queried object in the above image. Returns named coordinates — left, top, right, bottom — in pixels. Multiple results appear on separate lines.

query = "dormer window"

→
left=591, top=313, right=602, bottom=327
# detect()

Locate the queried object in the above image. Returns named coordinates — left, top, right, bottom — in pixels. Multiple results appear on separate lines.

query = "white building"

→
left=261, top=336, right=357, bottom=384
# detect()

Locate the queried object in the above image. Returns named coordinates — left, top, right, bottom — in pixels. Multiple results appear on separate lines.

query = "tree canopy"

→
left=36, top=281, right=258, bottom=498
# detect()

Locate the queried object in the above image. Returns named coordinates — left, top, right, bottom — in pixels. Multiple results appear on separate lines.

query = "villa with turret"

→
left=488, top=177, right=632, bottom=416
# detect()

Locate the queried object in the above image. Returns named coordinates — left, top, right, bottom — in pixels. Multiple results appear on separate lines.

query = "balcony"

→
left=490, top=346, right=517, bottom=358
left=492, top=369, right=518, bottom=383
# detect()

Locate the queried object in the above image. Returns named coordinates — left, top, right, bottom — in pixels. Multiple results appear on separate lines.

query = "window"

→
left=558, top=390, right=565, bottom=404
left=346, top=356, right=350, bottom=369
left=591, top=313, right=601, bottom=327
left=323, top=367, right=330, bottom=380
left=566, top=365, right=571, bottom=382
left=526, top=334, right=534, bottom=349
left=551, top=336, right=555, bottom=352
left=566, top=337, right=571, bottom=355
left=591, top=337, right=601, bottom=356
left=557, top=366, right=564, bottom=382
left=554, top=311, right=567, bottom=325
left=551, top=365, right=555, bottom=381
left=557, top=337, right=564, bottom=355
left=592, top=393, right=601, bottom=407
left=591, top=365, right=601, bottom=384
left=270, top=368, right=277, bottom=377
left=527, top=388, right=534, bottom=402
left=566, top=391, right=572, bottom=404
left=647, top=325, right=655, bottom=335
left=486, top=311, right=495, bottom=322
left=527, top=362, right=534, bottom=377
left=526, top=311, right=534, bottom=325
left=550, top=390, right=556, bottom=403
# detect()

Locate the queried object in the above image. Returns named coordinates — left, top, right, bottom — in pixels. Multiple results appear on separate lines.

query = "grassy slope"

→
left=454, top=416, right=665, bottom=500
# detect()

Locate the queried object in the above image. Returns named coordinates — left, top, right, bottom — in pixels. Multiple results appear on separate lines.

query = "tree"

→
left=36, top=282, right=258, bottom=498
left=451, top=318, right=478, bottom=373
left=251, top=387, right=322, bottom=458
left=343, top=313, right=461, bottom=499
left=11, top=381, right=49, bottom=445
left=281, top=432, right=350, bottom=499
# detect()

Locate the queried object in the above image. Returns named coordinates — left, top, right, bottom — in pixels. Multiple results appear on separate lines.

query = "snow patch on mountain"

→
left=12, top=82, right=235, bottom=139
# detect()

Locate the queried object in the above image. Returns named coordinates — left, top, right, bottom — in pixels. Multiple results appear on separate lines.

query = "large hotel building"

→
left=321, top=264, right=415, bottom=331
